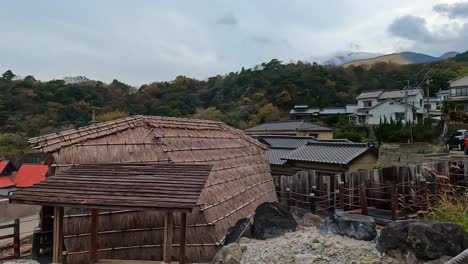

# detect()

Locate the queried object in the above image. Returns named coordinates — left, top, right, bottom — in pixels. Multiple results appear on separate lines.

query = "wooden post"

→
left=360, top=182, right=368, bottom=215
left=338, top=182, right=344, bottom=210
left=390, top=184, right=398, bottom=221
left=13, top=219, right=20, bottom=258
left=179, top=212, right=187, bottom=264
left=163, top=211, right=174, bottom=263
left=89, top=209, right=99, bottom=263
left=52, top=207, right=64, bottom=264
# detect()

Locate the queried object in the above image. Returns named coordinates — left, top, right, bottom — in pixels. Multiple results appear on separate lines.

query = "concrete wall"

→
left=378, top=143, right=448, bottom=167
left=348, top=152, right=378, bottom=172
left=0, top=198, right=40, bottom=223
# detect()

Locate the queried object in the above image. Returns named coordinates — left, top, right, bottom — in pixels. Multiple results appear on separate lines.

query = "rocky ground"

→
left=240, top=226, right=399, bottom=264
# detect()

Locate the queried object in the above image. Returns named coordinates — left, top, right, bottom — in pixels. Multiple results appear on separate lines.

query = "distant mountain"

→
left=454, top=50, right=468, bottom=62
left=323, top=52, right=382, bottom=65
left=439, top=51, right=459, bottom=59
left=343, top=51, right=459, bottom=67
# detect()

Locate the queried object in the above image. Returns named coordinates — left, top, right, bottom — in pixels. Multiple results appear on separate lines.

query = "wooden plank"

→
left=360, top=182, right=368, bottom=216
left=163, top=212, right=174, bottom=263
left=179, top=212, right=187, bottom=264
left=90, top=209, right=99, bottom=263
left=52, top=207, right=64, bottom=264
left=338, top=182, right=344, bottom=210
left=13, top=219, right=20, bottom=258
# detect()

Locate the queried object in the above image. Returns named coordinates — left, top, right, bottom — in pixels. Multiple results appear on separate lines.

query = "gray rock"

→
left=212, top=243, right=244, bottom=264
left=294, top=253, right=318, bottom=264
left=320, top=209, right=377, bottom=241
left=238, top=237, right=252, bottom=244
left=376, top=220, right=468, bottom=261
left=224, top=218, right=253, bottom=245
left=253, top=202, right=297, bottom=240
left=297, top=213, right=324, bottom=227
left=424, top=256, right=453, bottom=264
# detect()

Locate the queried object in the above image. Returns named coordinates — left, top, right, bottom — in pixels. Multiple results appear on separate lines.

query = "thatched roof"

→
left=28, top=115, right=276, bottom=263
left=29, top=115, right=266, bottom=153
left=10, top=163, right=212, bottom=211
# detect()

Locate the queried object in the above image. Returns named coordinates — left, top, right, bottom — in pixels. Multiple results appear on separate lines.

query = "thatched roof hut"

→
left=28, top=115, right=277, bottom=263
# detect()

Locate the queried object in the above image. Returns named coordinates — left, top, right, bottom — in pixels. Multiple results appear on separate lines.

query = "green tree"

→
left=1, top=70, right=15, bottom=81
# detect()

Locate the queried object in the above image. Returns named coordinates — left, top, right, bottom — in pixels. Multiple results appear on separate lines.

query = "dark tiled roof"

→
left=245, top=120, right=333, bottom=132
left=282, top=141, right=373, bottom=165
left=267, top=148, right=294, bottom=165
left=255, top=135, right=316, bottom=148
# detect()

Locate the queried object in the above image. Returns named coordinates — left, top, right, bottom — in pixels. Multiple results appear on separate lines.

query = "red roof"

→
left=0, top=175, right=15, bottom=188
left=12, top=164, right=49, bottom=188
left=0, top=160, right=10, bottom=173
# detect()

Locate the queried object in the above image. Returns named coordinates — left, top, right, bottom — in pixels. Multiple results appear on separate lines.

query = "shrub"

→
left=427, top=192, right=468, bottom=231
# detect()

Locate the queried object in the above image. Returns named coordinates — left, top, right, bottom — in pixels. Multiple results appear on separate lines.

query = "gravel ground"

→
left=240, top=226, right=401, bottom=264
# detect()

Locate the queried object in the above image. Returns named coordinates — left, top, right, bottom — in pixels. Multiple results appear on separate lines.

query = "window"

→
left=451, top=88, right=456, bottom=97
left=395, top=112, right=405, bottom=121
left=363, top=100, right=372, bottom=107
left=420, top=99, right=423, bottom=107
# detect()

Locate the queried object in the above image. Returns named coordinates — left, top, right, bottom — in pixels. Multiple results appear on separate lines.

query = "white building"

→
left=354, top=88, right=425, bottom=125
left=448, top=74, right=468, bottom=111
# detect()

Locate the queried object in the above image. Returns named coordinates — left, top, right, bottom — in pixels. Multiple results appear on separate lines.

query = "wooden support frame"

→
left=163, top=212, right=174, bottom=263
left=360, top=182, right=368, bottom=215
left=179, top=212, right=187, bottom=264
left=90, top=209, right=99, bottom=263
left=53, top=207, right=64, bottom=264
left=338, top=182, right=344, bottom=210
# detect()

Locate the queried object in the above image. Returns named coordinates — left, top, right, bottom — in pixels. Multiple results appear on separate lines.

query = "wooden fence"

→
left=0, top=219, right=20, bottom=261
left=275, top=160, right=468, bottom=222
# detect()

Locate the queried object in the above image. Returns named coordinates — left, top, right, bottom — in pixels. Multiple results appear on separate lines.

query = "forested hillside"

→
left=1, top=51, right=468, bottom=144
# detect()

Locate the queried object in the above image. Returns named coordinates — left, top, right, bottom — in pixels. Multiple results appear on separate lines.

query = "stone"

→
left=297, top=213, right=324, bottom=227
left=294, top=253, right=318, bottom=264
left=238, top=237, right=252, bottom=244
left=320, top=210, right=377, bottom=241
left=253, top=202, right=298, bottom=240
left=423, top=256, right=453, bottom=264
left=224, top=218, right=253, bottom=245
left=212, top=242, right=244, bottom=264
left=376, top=220, right=468, bottom=261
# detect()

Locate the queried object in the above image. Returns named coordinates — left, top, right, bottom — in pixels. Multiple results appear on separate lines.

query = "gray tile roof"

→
left=282, top=141, right=373, bottom=165
left=245, top=120, right=333, bottom=132
left=255, top=135, right=316, bottom=148
left=267, top=148, right=294, bottom=165
left=356, top=90, right=384, bottom=100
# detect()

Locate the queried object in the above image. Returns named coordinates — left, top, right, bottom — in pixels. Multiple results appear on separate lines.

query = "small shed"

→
left=10, top=163, right=211, bottom=263
left=25, top=115, right=276, bottom=263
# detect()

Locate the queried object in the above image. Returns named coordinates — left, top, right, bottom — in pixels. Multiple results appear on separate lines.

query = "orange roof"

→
left=12, top=164, right=48, bottom=188
left=0, top=175, right=14, bottom=188
left=0, top=160, right=10, bottom=173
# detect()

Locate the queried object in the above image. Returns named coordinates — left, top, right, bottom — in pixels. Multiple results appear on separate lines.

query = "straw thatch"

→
left=29, top=115, right=276, bottom=263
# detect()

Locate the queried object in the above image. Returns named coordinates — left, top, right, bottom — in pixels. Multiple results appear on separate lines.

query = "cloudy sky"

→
left=1, top=0, right=468, bottom=85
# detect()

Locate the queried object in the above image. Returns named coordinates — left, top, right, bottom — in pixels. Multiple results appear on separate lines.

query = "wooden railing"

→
left=0, top=219, right=20, bottom=261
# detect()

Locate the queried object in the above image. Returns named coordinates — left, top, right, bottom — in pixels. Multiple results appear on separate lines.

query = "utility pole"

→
left=426, top=79, right=431, bottom=120
left=405, top=80, right=409, bottom=124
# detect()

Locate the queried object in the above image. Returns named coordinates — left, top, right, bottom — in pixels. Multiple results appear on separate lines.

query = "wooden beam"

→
left=52, top=207, right=64, bottom=264
left=90, top=209, right=99, bottom=263
left=338, top=182, right=344, bottom=210
left=179, top=212, right=187, bottom=264
left=360, top=182, right=368, bottom=216
left=163, top=212, right=174, bottom=263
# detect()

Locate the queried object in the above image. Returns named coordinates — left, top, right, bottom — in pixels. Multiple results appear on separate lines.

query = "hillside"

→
left=323, top=52, right=382, bottom=66
left=0, top=54, right=468, bottom=143
left=343, top=51, right=458, bottom=67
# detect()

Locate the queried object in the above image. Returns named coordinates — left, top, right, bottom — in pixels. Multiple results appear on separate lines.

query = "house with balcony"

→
left=354, top=88, right=425, bottom=125
left=448, top=73, right=468, bottom=111
left=290, top=104, right=357, bottom=120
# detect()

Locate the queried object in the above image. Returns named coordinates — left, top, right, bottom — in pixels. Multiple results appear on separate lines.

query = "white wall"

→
left=367, top=101, right=415, bottom=125
left=357, top=98, right=378, bottom=108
